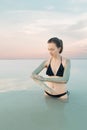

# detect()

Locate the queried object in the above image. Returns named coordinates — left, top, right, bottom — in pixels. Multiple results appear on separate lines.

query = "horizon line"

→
left=0, top=57, right=87, bottom=60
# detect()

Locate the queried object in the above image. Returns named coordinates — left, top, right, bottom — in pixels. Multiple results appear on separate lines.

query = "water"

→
left=0, top=59, right=87, bottom=130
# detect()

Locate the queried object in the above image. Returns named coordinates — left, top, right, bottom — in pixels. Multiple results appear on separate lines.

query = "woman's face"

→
left=48, top=42, right=61, bottom=57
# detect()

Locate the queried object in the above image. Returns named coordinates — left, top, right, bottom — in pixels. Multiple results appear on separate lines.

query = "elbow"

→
left=30, top=74, right=34, bottom=79
left=31, top=73, right=37, bottom=79
left=31, top=70, right=38, bottom=76
left=32, top=72, right=35, bottom=76
left=62, top=77, right=69, bottom=84
left=64, top=78, right=69, bottom=84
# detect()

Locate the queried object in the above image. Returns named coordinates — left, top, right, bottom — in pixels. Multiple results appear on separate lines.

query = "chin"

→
left=50, top=54, right=53, bottom=56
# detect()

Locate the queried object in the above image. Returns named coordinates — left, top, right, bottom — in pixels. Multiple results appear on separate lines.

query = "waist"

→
left=45, top=82, right=66, bottom=92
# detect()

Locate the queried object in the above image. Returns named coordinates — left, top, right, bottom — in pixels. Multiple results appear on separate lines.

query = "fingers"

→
left=31, top=74, right=45, bottom=81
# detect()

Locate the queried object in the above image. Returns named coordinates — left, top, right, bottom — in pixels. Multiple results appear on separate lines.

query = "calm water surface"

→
left=0, top=59, right=87, bottom=130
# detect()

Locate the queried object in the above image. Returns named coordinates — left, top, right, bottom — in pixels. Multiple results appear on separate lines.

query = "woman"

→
left=31, top=37, right=71, bottom=99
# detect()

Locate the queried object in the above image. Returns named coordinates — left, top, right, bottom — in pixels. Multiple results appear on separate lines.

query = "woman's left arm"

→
left=44, top=59, right=71, bottom=84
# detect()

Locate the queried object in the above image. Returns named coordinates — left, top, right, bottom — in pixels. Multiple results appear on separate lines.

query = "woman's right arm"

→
left=31, top=60, right=47, bottom=78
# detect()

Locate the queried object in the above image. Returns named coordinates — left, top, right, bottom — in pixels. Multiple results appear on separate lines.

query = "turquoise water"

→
left=0, top=59, right=87, bottom=130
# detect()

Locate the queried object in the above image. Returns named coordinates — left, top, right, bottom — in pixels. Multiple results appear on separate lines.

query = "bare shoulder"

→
left=62, top=56, right=70, bottom=67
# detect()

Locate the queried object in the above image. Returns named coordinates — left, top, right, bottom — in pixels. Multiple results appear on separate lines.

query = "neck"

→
left=52, top=55, right=61, bottom=60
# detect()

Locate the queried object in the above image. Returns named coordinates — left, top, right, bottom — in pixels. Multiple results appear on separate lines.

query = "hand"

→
left=34, top=75, right=45, bottom=81
left=31, top=74, right=47, bottom=81
left=36, top=75, right=44, bottom=81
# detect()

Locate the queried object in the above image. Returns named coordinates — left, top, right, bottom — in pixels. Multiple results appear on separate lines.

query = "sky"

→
left=0, top=0, right=87, bottom=59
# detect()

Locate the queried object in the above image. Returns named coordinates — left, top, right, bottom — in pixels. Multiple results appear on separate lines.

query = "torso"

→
left=45, top=56, right=67, bottom=95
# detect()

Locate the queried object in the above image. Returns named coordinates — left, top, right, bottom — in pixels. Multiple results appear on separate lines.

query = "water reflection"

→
left=43, top=95, right=69, bottom=130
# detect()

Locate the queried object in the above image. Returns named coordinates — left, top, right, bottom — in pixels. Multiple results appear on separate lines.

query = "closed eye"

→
left=48, top=48, right=55, bottom=51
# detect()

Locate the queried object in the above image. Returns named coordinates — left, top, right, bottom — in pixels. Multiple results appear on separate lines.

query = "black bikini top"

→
left=46, top=56, right=64, bottom=77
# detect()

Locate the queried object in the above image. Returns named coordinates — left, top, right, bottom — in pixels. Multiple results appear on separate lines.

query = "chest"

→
left=46, top=57, right=65, bottom=76
left=50, top=62, right=61, bottom=75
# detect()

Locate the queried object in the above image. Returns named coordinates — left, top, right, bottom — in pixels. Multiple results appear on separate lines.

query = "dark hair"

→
left=47, top=37, right=63, bottom=53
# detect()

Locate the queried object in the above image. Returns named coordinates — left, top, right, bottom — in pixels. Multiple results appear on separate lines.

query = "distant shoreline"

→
left=0, top=58, right=87, bottom=60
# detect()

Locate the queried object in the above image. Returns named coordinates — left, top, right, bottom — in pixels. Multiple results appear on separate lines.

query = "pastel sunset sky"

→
left=0, top=0, right=87, bottom=59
